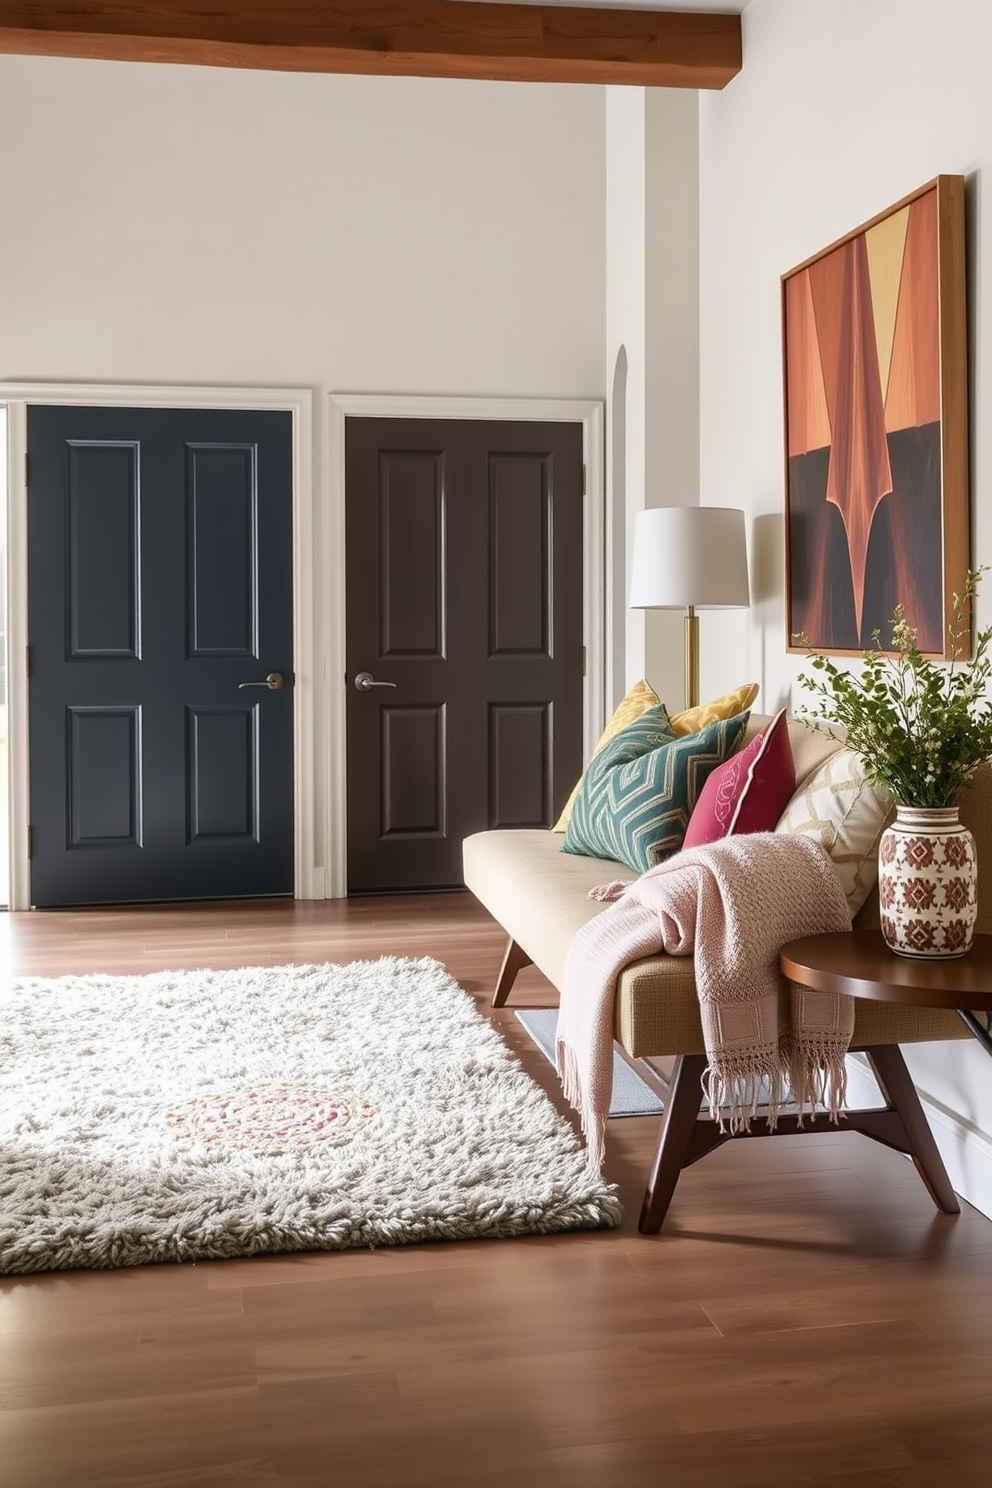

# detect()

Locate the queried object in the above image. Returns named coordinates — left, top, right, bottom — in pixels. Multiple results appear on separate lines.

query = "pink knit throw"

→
left=555, top=833, right=853, bottom=1170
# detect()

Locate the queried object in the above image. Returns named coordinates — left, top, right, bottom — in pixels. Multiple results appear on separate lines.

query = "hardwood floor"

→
left=2, top=893, right=991, bottom=1487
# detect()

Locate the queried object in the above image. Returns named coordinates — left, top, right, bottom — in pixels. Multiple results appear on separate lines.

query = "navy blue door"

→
left=27, top=406, right=294, bottom=907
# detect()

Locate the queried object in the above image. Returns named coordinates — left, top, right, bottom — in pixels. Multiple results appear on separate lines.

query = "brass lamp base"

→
left=684, top=606, right=699, bottom=711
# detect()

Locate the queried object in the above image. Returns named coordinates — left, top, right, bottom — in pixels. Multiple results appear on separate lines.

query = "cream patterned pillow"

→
left=775, top=747, right=892, bottom=915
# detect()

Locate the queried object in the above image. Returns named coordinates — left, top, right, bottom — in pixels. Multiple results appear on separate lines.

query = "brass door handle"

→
left=238, top=671, right=285, bottom=691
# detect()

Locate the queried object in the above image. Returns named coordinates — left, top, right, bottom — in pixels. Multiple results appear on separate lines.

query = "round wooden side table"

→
left=780, top=929, right=992, bottom=1056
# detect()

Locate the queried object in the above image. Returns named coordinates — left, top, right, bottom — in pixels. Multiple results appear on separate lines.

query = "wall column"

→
left=605, top=86, right=699, bottom=711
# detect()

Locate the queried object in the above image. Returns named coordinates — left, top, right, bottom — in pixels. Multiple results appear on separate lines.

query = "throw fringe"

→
left=701, top=1056, right=788, bottom=1134
left=783, top=1033, right=850, bottom=1125
left=556, top=1036, right=607, bottom=1172
left=703, top=1042, right=851, bottom=1135
left=588, top=881, right=630, bottom=903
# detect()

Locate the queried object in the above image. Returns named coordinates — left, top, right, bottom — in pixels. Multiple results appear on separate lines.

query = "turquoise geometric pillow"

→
left=560, top=702, right=675, bottom=860
left=562, top=709, right=751, bottom=872
left=560, top=702, right=675, bottom=857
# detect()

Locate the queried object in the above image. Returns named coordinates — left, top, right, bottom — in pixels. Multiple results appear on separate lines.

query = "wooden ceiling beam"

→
left=0, top=2, right=742, bottom=88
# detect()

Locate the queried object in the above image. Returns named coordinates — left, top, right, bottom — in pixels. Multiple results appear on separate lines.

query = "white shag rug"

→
left=0, top=957, right=619, bottom=1274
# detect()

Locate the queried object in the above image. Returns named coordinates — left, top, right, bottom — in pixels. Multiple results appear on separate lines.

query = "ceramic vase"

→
left=878, top=805, right=977, bottom=958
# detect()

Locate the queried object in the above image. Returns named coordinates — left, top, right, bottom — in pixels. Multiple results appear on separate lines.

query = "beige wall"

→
left=605, top=86, right=698, bottom=710
left=605, top=86, right=647, bottom=703
left=698, top=0, right=992, bottom=1210
left=643, top=88, right=700, bottom=709
left=0, top=56, right=605, bottom=396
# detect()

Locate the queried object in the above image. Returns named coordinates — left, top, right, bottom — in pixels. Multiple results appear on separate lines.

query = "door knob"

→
left=238, top=671, right=285, bottom=690
left=354, top=671, right=397, bottom=692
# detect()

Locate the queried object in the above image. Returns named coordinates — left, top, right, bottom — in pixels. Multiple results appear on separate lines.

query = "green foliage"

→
left=795, top=570, right=992, bottom=808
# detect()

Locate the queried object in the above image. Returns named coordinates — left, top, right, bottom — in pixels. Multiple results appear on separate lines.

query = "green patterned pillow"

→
left=562, top=709, right=751, bottom=871
left=560, top=702, right=676, bottom=863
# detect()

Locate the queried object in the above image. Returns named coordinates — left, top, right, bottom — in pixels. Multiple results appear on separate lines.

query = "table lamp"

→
left=628, top=506, right=750, bottom=710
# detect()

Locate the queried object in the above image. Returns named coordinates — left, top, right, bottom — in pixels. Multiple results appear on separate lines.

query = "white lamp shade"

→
left=628, top=506, right=750, bottom=610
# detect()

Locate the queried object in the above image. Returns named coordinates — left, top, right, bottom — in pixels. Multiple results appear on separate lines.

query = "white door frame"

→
left=1, top=381, right=316, bottom=911
left=327, top=393, right=607, bottom=901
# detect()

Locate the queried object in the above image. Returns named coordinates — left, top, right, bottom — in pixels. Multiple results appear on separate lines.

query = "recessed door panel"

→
left=187, top=443, right=258, bottom=658
left=67, top=442, right=140, bottom=659
left=381, top=704, right=446, bottom=837
left=488, top=453, right=551, bottom=658
left=186, top=703, right=259, bottom=843
left=379, top=451, right=445, bottom=660
left=489, top=702, right=550, bottom=828
left=67, top=704, right=142, bottom=847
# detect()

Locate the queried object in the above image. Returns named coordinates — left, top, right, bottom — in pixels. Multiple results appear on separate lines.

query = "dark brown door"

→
left=345, top=417, right=584, bottom=892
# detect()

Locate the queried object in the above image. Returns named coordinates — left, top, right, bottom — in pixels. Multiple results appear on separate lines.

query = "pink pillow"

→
left=682, top=709, right=796, bottom=849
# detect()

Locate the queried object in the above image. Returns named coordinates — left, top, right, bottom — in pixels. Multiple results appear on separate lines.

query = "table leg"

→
left=864, top=1045, right=960, bottom=1215
left=956, top=1009, right=992, bottom=1055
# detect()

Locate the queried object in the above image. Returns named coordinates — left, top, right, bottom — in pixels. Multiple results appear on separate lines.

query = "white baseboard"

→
left=845, top=1053, right=992, bottom=1222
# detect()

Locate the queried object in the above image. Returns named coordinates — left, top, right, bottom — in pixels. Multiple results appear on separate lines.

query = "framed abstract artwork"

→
left=782, top=175, right=969, bottom=657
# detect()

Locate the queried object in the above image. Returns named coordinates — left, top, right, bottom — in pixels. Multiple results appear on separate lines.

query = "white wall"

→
left=605, top=85, right=698, bottom=710
left=643, top=88, right=700, bottom=707
left=0, top=57, right=604, bottom=397
left=606, top=87, right=647, bottom=703
left=698, top=0, right=992, bottom=1213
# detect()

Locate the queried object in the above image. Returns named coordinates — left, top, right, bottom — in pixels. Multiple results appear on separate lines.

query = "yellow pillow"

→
left=552, top=680, right=761, bottom=832
left=552, top=679, right=661, bottom=832
left=669, top=682, right=760, bottom=737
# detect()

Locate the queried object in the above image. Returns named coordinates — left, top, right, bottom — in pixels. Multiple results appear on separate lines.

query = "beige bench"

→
left=464, top=715, right=988, bottom=1233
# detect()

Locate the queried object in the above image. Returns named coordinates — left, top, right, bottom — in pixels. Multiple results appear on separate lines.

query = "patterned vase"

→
left=878, top=805, right=977, bottom=958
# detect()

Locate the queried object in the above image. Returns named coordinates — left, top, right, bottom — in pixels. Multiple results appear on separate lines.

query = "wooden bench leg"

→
left=862, top=1045, right=960, bottom=1215
left=492, top=937, right=533, bottom=1008
left=639, top=1054, right=728, bottom=1233
left=636, top=1043, right=959, bottom=1234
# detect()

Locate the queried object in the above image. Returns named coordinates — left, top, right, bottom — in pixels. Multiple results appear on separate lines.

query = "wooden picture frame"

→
left=782, top=175, right=969, bottom=658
